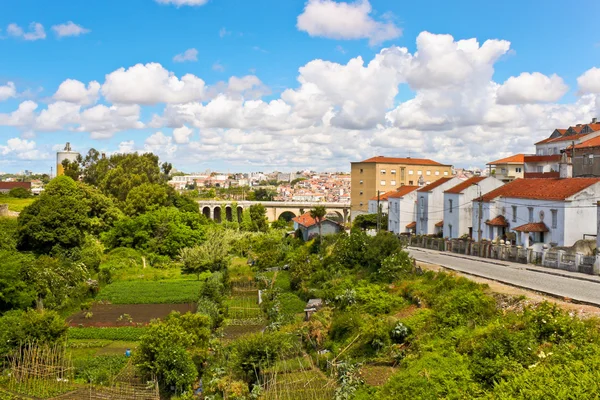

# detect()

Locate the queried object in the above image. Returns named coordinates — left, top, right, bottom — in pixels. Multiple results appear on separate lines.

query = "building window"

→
left=551, top=209, right=557, bottom=229
left=360, top=180, right=363, bottom=184
left=512, top=206, right=517, bottom=222
left=444, top=171, right=449, bottom=176
left=380, top=180, right=386, bottom=186
left=360, top=169, right=363, bottom=173
left=360, top=202, right=363, bottom=206
left=528, top=207, right=534, bottom=223
left=391, top=169, right=396, bottom=174
left=391, top=180, right=396, bottom=186
left=449, top=199, right=453, bottom=213
left=449, top=224, right=452, bottom=238
left=380, top=169, right=386, bottom=174
left=359, top=191, right=363, bottom=195
left=409, top=170, right=414, bottom=175
left=426, top=170, right=431, bottom=176
left=401, top=169, right=405, bottom=180
left=515, top=167, right=522, bottom=173
left=435, top=171, right=440, bottom=176
left=420, top=196, right=424, bottom=211
left=417, top=171, right=422, bottom=175
left=584, top=154, right=594, bottom=166
left=408, top=180, right=413, bottom=185
left=536, top=166, right=543, bottom=173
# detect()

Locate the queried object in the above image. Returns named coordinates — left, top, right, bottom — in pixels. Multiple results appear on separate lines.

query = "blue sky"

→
left=2, top=0, right=600, bottom=174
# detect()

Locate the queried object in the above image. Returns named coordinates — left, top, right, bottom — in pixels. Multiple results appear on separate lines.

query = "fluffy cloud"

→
left=0, top=137, right=47, bottom=160
left=77, top=104, right=144, bottom=139
left=155, top=0, right=209, bottom=6
left=118, top=140, right=136, bottom=153
left=7, top=22, right=46, bottom=41
left=145, top=132, right=177, bottom=156
left=173, top=48, right=198, bottom=63
left=101, top=63, right=207, bottom=105
left=496, top=72, right=568, bottom=104
left=0, top=82, right=16, bottom=101
left=51, top=21, right=91, bottom=37
left=297, top=0, right=401, bottom=45
left=0, top=101, right=38, bottom=127
left=578, top=67, right=600, bottom=94
left=173, top=125, right=193, bottom=143
left=53, top=79, right=100, bottom=105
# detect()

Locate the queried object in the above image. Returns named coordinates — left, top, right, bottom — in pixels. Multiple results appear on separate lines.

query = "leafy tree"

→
left=0, top=217, right=18, bottom=251
left=249, top=204, right=269, bottom=232
left=353, top=213, right=388, bottom=231
left=271, top=219, right=289, bottom=230
left=254, top=188, right=275, bottom=201
left=17, top=176, right=90, bottom=254
left=23, top=255, right=89, bottom=310
left=240, top=208, right=254, bottom=231
left=61, top=158, right=81, bottom=181
left=310, top=206, right=327, bottom=240
left=102, top=207, right=209, bottom=257
left=135, top=312, right=210, bottom=392
left=0, top=309, right=67, bottom=358
left=7, top=187, right=31, bottom=198
left=124, top=183, right=169, bottom=216
left=0, top=251, right=36, bottom=312
left=179, top=229, right=233, bottom=279
left=77, top=182, right=123, bottom=235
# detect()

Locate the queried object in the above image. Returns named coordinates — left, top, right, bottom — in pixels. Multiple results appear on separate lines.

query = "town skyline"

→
left=2, top=0, right=600, bottom=174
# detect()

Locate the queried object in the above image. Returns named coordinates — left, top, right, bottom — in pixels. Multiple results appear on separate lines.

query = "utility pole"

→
left=477, top=184, right=483, bottom=250
left=376, top=190, right=381, bottom=233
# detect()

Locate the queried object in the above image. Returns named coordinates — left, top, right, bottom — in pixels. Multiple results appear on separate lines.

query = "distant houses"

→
left=292, top=213, right=343, bottom=241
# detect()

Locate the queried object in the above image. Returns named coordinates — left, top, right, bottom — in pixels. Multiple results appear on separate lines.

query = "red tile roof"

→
left=386, top=185, right=420, bottom=198
left=369, top=190, right=397, bottom=201
left=513, top=222, right=549, bottom=233
left=435, top=220, right=444, bottom=227
left=545, top=133, right=588, bottom=144
left=487, top=154, right=526, bottom=165
left=523, top=155, right=561, bottom=163
left=0, top=182, right=31, bottom=190
left=417, top=177, right=454, bottom=192
left=573, top=135, right=600, bottom=150
left=444, top=177, right=486, bottom=194
left=485, top=215, right=508, bottom=227
left=406, top=221, right=416, bottom=229
left=292, top=213, right=327, bottom=228
left=358, top=156, right=448, bottom=166
left=476, top=178, right=600, bottom=202
left=523, top=172, right=560, bottom=179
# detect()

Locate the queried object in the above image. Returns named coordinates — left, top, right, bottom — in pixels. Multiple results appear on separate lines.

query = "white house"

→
left=292, top=213, right=343, bottom=241
left=472, top=174, right=600, bottom=247
left=387, top=185, right=420, bottom=234
left=416, top=177, right=464, bottom=235
left=443, top=176, right=504, bottom=239
left=367, top=190, right=399, bottom=214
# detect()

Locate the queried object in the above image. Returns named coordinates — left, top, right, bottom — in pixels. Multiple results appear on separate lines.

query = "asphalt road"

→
left=407, top=247, right=600, bottom=306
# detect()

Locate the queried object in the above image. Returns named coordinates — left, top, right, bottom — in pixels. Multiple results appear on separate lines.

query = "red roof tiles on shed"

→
left=386, top=185, right=420, bottom=198
left=487, top=154, right=526, bottom=165
left=406, top=221, right=416, bottom=229
left=513, top=222, right=549, bottom=233
left=485, top=215, right=509, bottom=227
left=573, top=135, right=600, bottom=150
left=292, top=213, right=324, bottom=228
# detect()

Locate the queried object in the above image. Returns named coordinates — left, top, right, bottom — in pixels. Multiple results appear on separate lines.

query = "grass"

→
left=68, top=327, right=148, bottom=341
left=96, top=279, right=203, bottom=304
left=0, top=196, right=35, bottom=212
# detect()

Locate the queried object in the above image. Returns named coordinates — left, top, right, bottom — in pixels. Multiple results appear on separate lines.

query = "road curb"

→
left=412, top=257, right=600, bottom=308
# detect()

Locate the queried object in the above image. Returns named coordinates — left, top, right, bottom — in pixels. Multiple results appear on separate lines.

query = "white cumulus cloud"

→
left=578, top=67, right=600, bottom=94
left=155, top=0, right=209, bottom=6
left=145, top=132, right=177, bottom=156
left=52, top=21, right=91, bottom=38
left=53, top=79, right=100, bottom=105
left=0, top=82, right=16, bottom=101
left=496, top=72, right=568, bottom=104
left=297, top=0, right=401, bottom=45
left=7, top=22, right=46, bottom=41
left=173, top=48, right=198, bottom=63
left=101, top=63, right=207, bottom=105
left=173, top=125, right=194, bottom=144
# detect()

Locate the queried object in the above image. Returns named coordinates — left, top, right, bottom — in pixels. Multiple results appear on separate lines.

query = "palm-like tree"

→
left=309, top=206, right=327, bottom=240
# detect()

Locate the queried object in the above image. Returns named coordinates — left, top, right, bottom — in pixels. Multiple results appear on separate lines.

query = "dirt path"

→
left=417, top=260, right=600, bottom=318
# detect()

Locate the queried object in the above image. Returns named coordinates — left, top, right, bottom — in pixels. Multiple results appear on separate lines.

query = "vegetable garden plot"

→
left=95, top=280, right=203, bottom=304
left=67, top=303, right=196, bottom=327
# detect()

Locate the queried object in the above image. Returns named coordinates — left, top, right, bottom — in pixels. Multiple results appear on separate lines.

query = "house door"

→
left=468, top=227, right=473, bottom=239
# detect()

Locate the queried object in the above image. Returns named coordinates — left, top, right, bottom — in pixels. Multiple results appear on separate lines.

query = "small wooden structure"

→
left=304, top=299, right=323, bottom=321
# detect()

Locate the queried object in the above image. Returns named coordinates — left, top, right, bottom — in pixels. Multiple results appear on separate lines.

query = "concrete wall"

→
left=573, top=147, right=600, bottom=177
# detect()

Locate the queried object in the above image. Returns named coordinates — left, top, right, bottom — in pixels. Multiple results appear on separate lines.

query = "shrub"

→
left=68, top=327, right=148, bottom=341
left=74, top=355, right=128, bottom=385
left=0, top=310, right=67, bottom=357
left=8, top=187, right=31, bottom=198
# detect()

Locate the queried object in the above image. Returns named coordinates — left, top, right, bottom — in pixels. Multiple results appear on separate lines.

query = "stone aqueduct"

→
left=196, top=200, right=350, bottom=223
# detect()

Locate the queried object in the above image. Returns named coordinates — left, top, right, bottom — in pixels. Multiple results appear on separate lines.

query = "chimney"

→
left=593, top=117, right=598, bottom=124
left=559, top=151, right=573, bottom=179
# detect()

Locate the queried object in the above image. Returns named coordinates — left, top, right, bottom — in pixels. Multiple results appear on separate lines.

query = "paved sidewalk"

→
left=408, top=247, right=600, bottom=284
left=407, top=247, right=600, bottom=306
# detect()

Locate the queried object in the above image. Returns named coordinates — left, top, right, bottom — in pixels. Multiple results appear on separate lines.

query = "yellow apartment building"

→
left=350, top=156, right=453, bottom=216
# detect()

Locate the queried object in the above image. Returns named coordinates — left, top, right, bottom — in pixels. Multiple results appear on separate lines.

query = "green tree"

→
left=240, top=208, right=254, bottom=231
left=309, top=205, right=327, bottom=240
left=0, top=309, right=67, bottom=358
left=0, top=217, right=18, bottom=251
left=17, top=176, right=90, bottom=254
left=179, top=229, right=233, bottom=279
left=249, top=204, right=269, bottom=232
left=124, top=183, right=169, bottom=216
left=7, top=187, right=31, bottom=198
left=0, top=251, right=36, bottom=311
left=135, top=312, right=210, bottom=392
left=61, top=158, right=82, bottom=181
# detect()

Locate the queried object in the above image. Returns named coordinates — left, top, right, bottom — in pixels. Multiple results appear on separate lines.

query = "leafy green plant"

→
left=68, top=327, right=147, bottom=341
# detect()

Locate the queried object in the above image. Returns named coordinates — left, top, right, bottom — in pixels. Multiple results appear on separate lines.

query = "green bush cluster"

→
left=74, top=355, right=128, bottom=385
